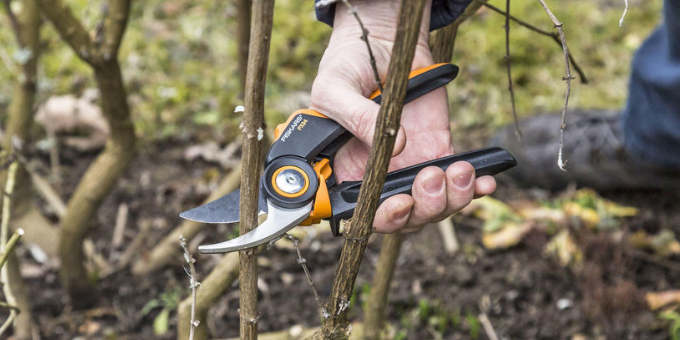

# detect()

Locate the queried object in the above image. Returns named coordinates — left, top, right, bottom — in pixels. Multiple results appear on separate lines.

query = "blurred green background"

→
left=0, top=0, right=663, bottom=143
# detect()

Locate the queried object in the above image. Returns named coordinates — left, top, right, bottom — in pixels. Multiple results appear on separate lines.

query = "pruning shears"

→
left=179, top=63, right=517, bottom=253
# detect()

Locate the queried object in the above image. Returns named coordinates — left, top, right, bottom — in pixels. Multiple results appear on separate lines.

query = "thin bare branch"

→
left=285, top=234, right=328, bottom=319
left=536, top=0, right=572, bottom=171
left=0, top=161, right=19, bottom=338
left=504, top=0, right=522, bottom=140
left=0, top=228, right=23, bottom=270
left=619, top=0, right=629, bottom=27
left=180, top=235, right=200, bottom=340
left=342, top=0, right=384, bottom=95
left=483, top=2, right=588, bottom=83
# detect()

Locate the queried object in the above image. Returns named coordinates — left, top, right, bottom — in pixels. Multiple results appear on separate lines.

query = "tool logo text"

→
left=281, top=115, right=303, bottom=142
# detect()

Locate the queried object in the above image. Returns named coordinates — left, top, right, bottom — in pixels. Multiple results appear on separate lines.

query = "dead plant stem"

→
left=504, top=0, right=522, bottom=140
left=536, top=0, right=573, bottom=171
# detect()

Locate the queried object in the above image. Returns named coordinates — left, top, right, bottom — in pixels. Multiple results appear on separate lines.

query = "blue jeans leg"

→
left=623, top=0, right=680, bottom=168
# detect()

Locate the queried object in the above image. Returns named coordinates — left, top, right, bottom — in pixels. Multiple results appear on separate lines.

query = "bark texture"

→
left=37, top=0, right=136, bottom=305
left=237, top=0, right=252, bottom=93
left=240, top=1, right=276, bottom=339
left=314, top=1, right=427, bottom=338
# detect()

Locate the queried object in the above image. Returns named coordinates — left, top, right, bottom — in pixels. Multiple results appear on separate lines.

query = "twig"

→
left=179, top=235, right=200, bottom=340
left=478, top=313, right=499, bottom=340
left=0, top=161, right=19, bottom=338
left=483, top=2, right=588, bottom=84
left=0, top=302, right=20, bottom=312
left=27, top=167, right=66, bottom=217
left=0, top=228, right=23, bottom=270
left=619, top=0, right=629, bottom=27
left=341, top=0, right=384, bottom=95
left=83, top=238, right=113, bottom=276
left=536, top=0, right=572, bottom=171
left=437, top=219, right=459, bottom=254
left=112, top=203, right=128, bottom=248
left=115, top=219, right=151, bottom=272
left=285, top=234, right=328, bottom=319
left=504, top=0, right=522, bottom=140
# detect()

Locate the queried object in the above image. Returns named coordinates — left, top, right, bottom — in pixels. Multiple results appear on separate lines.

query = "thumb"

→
left=311, top=82, right=406, bottom=157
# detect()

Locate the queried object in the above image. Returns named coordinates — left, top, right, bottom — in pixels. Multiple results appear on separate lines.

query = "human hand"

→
left=310, top=0, right=496, bottom=233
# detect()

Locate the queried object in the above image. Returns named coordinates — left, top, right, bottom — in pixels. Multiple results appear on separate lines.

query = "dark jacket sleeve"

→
left=314, top=0, right=473, bottom=31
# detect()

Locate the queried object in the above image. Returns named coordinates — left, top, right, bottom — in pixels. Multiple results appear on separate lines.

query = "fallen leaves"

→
left=646, top=291, right=680, bottom=311
left=466, top=189, right=641, bottom=268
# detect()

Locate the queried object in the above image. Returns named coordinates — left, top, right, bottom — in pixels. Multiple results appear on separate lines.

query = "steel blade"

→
left=179, top=188, right=267, bottom=224
left=197, top=200, right=312, bottom=253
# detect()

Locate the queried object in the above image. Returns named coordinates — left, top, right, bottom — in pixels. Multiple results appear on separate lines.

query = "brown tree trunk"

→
left=362, top=234, right=403, bottom=340
left=37, top=0, right=137, bottom=306
left=1, top=0, right=41, bottom=337
left=239, top=1, right=275, bottom=339
left=237, top=0, right=252, bottom=94
left=58, top=60, right=136, bottom=305
left=314, top=1, right=428, bottom=338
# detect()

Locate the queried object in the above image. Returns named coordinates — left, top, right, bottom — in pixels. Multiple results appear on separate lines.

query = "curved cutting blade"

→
left=197, top=200, right=312, bottom=254
left=179, top=188, right=267, bottom=224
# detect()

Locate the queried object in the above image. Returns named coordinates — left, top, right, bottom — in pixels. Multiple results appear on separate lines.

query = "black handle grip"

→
left=328, top=147, right=517, bottom=232
left=371, top=63, right=459, bottom=105
left=376, top=146, right=516, bottom=202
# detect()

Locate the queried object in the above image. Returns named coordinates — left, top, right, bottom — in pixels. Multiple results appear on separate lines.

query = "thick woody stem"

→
left=37, top=0, right=137, bottom=304
left=1, top=1, right=41, bottom=337
left=362, top=234, right=403, bottom=340
left=239, top=1, right=275, bottom=339
left=315, top=1, right=427, bottom=338
left=101, top=0, right=131, bottom=59
left=34, top=0, right=95, bottom=62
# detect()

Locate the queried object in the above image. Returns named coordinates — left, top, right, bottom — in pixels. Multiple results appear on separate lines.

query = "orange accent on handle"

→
left=270, top=165, right=310, bottom=198
left=274, top=109, right=329, bottom=140
left=368, top=62, right=449, bottom=100
left=300, top=158, right=333, bottom=226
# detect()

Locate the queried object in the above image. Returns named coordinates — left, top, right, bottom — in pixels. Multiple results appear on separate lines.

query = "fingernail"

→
left=453, top=171, right=473, bottom=189
left=392, top=205, right=410, bottom=221
left=423, top=172, right=445, bottom=195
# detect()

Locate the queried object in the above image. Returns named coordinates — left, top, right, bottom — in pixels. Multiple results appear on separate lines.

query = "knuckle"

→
left=348, top=108, right=374, bottom=142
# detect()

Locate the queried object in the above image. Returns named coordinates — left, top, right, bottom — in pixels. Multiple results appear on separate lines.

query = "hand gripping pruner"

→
left=179, top=63, right=517, bottom=253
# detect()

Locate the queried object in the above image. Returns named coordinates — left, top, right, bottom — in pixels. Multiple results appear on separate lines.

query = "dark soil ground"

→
left=13, top=139, right=680, bottom=340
